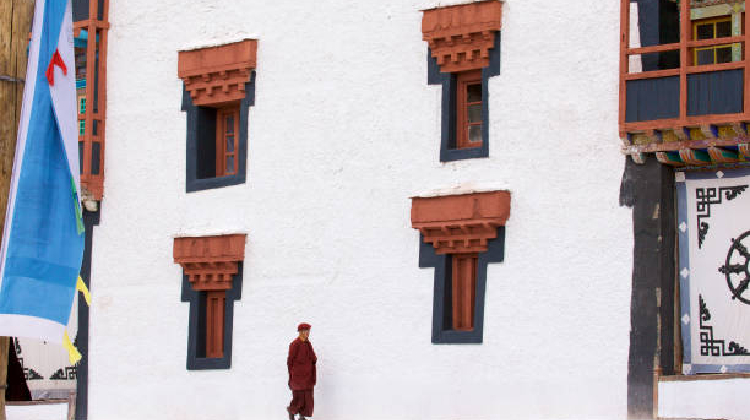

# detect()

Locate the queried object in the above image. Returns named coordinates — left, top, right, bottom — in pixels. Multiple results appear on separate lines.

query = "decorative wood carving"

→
left=411, top=191, right=510, bottom=255
left=173, top=234, right=246, bottom=292
left=422, top=1, right=502, bottom=73
left=178, top=40, right=257, bottom=107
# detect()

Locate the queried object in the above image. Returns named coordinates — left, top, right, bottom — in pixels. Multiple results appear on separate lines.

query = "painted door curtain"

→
left=677, top=168, right=750, bottom=374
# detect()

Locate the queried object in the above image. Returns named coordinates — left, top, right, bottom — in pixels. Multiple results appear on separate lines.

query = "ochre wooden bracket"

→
left=422, top=1, right=502, bottom=73
left=178, top=40, right=257, bottom=107
left=411, top=191, right=510, bottom=255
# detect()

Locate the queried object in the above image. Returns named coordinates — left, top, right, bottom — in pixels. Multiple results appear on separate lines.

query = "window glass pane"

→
left=78, top=141, right=84, bottom=174
left=468, top=125, right=482, bottom=143
left=697, top=23, right=714, bottom=40
left=79, top=120, right=85, bottom=136
left=226, top=136, right=234, bottom=152
left=226, top=115, right=234, bottom=134
left=716, top=20, right=732, bottom=38
left=468, top=104, right=482, bottom=123
left=226, top=157, right=235, bottom=174
left=467, top=84, right=482, bottom=103
left=716, top=46, right=733, bottom=64
left=697, top=49, right=715, bottom=65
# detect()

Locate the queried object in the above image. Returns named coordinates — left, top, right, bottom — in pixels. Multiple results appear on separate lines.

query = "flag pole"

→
left=0, top=0, right=35, bottom=418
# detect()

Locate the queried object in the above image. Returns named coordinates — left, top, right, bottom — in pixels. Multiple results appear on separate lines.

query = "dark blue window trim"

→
left=428, top=33, right=501, bottom=163
left=181, top=72, right=255, bottom=193
left=418, top=229, right=505, bottom=344
left=180, top=263, right=243, bottom=370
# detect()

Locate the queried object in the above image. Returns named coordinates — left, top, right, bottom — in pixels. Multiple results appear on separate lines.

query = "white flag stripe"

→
left=49, top=0, right=80, bottom=194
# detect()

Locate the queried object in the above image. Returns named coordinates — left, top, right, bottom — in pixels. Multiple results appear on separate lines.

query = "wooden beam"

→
left=627, top=43, right=680, bottom=55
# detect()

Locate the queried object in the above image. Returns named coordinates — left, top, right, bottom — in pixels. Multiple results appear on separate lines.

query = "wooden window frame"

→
left=455, top=70, right=483, bottom=150
left=216, top=106, right=240, bottom=177
left=693, top=16, right=736, bottom=65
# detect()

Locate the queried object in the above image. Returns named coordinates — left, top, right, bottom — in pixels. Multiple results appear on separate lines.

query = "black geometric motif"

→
left=699, top=294, right=750, bottom=357
left=50, top=366, right=77, bottom=380
left=718, top=230, right=750, bottom=305
left=696, top=185, right=748, bottom=248
left=24, top=368, right=43, bottom=380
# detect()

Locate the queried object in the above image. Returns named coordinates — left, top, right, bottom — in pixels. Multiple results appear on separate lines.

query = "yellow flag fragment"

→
left=63, top=331, right=82, bottom=365
left=77, top=275, right=91, bottom=305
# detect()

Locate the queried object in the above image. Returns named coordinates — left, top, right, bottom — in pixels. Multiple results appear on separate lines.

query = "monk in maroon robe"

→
left=287, top=323, right=316, bottom=420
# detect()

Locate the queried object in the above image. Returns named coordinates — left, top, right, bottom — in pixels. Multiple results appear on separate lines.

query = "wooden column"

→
left=679, top=0, right=689, bottom=127
left=619, top=0, right=630, bottom=137
left=0, top=1, right=35, bottom=418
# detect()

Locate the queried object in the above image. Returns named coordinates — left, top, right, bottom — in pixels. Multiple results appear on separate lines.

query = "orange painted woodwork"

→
left=173, top=234, right=246, bottom=359
left=456, top=70, right=483, bottom=149
left=422, top=1, right=502, bottom=73
left=452, top=254, right=478, bottom=331
left=178, top=39, right=257, bottom=107
left=75, top=0, right=109, bottom=200
left=411, top=191, right=510, bottom=255
left=206, top=291, right=225, bottom=358
left=619, top=0, right=750, bottom=159
left=216, top=106, right=240, bottom=176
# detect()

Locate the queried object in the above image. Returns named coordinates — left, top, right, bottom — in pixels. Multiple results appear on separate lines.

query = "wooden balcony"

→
left=620, top=0, right=750, bottom=166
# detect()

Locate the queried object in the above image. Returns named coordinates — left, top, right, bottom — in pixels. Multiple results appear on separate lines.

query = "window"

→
left=456, top=71, right=483, bottom=150
left=174, top=234, right=246, bottom=370
left=216, top=107, right=239, bottom=177
left=178, top=40, right=257, bottom=192
left=693, top=17, right=735, bottom=66
left=79, top=97, right=86, bottom=114
left=448, top=254, right=478, bottom=331
left=411, top=191, right=510, bottom=344
left=78, top=120, right=85, bottom=136
left=422, top=1, right=502, bottom=162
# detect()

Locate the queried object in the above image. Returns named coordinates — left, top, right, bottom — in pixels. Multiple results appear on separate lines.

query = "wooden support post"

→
left=0, top=0, right=36, bottom=418
left=619, top=0, right=629, bottom=136
left=679, top=0, right=689, bottom=127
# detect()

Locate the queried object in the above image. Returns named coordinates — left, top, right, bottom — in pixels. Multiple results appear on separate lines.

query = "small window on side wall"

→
left=178, top=39, right=257, bottom=192
left=411, top=191, right=511, bottom=344
left=456, top=71, right=483, bottom=150
left=423, top=1, right=502, bottom=162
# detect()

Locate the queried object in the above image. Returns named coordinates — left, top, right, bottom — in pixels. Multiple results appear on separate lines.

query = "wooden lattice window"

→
left=694, top=17, right=733, bottom=65
left=216, top=107, right=240, bottom=177
left=456, top=70, right=483, bottom=150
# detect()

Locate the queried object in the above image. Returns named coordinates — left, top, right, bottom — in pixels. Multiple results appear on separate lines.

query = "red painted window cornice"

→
left=178, top=40, right=257, bottom=107
left=422, top=1, right=502, bottom=73
left=173, top=234, right=246, bottom=291
left=411, top=191, right=510, bottom=254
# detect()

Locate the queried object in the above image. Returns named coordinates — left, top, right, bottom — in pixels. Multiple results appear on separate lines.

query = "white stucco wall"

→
left=89, top=0, right=632, bottom=419
left=659, top=378, right=750, bottom=420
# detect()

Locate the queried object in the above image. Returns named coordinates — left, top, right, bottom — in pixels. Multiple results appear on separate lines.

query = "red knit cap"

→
left=297, top=323, right=311, bottom=331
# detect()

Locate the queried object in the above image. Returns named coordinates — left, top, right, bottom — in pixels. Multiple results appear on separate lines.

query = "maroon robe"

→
left=287, top=338, right=316, bottom=390
left=287, top=338, right=316, bottom=417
